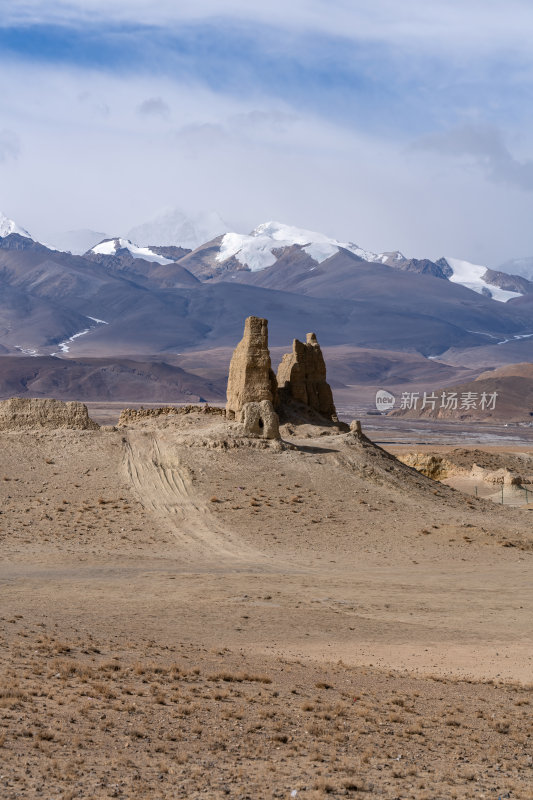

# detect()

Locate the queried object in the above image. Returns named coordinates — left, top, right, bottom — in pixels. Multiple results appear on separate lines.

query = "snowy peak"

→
left=215, top=220, right=378, bottom=272
left=211, top=220, right=526, bottom=304
left=0, top=212, right=31, bottom=239
left=374, top=250, right=407, bottom=266
left=4, top=205, right=527, bottom=306
left=89, top=238, right=174, bottom=265
left=127, top=209, right=228, bottom=250
left=441, top=257, right=522, bottom=303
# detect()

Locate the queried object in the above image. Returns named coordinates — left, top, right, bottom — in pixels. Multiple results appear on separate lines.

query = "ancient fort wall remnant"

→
left=240, top=400, right=280, bottom=440
left=0, top=398, right=99, bottom=430
left=226, top=316, right=278, bottom=421
left=276, top=332, right=338, bottom=421
left=226, top=317, right=339, bottom=437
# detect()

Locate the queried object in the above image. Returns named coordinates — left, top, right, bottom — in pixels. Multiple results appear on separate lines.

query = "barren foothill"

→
left=1, top=409, right=532, bottom=799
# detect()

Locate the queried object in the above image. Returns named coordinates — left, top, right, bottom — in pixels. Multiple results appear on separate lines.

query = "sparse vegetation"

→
left=1, top=628, right=531, bottom=799
left=0, top=411, right=532, bottom=799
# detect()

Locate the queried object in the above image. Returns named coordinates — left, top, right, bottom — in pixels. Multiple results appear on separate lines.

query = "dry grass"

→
left=1, top=420, right=533, bottom=799
left=207, top=670, right=272, bottom=684
left=0, top=629, right=531, bottom=800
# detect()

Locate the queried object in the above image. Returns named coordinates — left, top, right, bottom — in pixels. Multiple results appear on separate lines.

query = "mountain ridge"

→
left=4, top=209, right=533, bottom=303
left=1, top=215, right=533, bottom=382
left=1, top=230, right=531, bottom=362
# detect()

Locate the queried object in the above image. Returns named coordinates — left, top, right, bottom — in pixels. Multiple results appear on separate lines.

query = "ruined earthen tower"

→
left=226, top=317, right=339, bottom=437
left=226, top=316, right=280, bottom=438
left=277, top=332, right=338, bottom=421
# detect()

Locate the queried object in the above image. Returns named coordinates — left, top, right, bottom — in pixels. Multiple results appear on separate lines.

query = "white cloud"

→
left=137, top=97, right=171, bottom=119
left=415, top=124, right=533, bottom=192
left=228, top=110, right=298, bottom=136
left=1, top=4, right=533, bottom=266
left=5, top=1, right=533, bottom=57
left=0, top=129, right=20, bottom=163
left=173, top=122, right=230, bottom=157
left=77, top=90, right=110, bottom=118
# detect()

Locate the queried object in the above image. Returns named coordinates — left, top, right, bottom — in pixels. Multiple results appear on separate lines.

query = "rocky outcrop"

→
left=398, top=452, right=533, bottom=486
left=277, top=332, right=338, bottom=421
left=0, top=398, right=99, bottom=430
left=226, top=316, right=278, bottom=420
left=482, top=268, right=533, bottom=295
left=396, top=258, right=452, bottom=280
left=240, top=400, right=280, bottom=439
left=398, top=453, right=459, bottom=480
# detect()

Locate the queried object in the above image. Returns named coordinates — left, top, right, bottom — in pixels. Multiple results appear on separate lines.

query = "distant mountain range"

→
left=0, top=210, right=532, bottom=403
left=6, top=210, right=533, bottom=300
left=157, top=221, right=533, bottom=302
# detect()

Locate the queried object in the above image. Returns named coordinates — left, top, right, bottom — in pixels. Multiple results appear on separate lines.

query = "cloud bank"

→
left=417, top=125, right=533, bottom=193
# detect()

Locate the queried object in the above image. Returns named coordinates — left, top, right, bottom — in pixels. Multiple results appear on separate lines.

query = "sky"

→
left=1, top=1, right=533, bottom=264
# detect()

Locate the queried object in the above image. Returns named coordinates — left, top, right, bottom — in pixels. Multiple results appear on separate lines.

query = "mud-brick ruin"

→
left=277, top=332, right=338, bottom=420
left=226, top=315, right=342, bottom=439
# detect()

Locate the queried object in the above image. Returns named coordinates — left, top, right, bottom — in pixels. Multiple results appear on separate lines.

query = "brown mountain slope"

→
left=390, top=362, right=533, bottom=421
left=0, top=345, right=479, bottom=406
left=2, top=233, right=533, bottom=361
left=0, top=356, right=225, bottom=402
left=477, top=362, right=533, bottom=380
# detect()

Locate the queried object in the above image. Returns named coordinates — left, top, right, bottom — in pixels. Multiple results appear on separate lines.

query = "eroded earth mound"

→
left=399, top=447, right=533, bottom=486
left=0, top=397, right=99, bottom=430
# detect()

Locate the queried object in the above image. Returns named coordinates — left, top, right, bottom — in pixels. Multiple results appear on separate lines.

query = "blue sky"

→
left=1, top=1, right=533, bottom=262
left=0, top=21, right=400, bottom=124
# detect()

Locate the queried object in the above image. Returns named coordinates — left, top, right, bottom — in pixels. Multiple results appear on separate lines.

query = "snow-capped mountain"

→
left=127, top=209, right=228, bottom=250
left=1, top=215, right=531, bottom=365
left=374, top=250, right=408, bottom=267
left=0, top=212, right=31, bottom=239
left=215, top=221, right=402, bottom=272
left=178, top=220, right=529, bottom=303
left=439, top=257, right=523, bottom=303
left=2, top=205, right=530, bottom=307
left=89, top=238, right=174, bottom=265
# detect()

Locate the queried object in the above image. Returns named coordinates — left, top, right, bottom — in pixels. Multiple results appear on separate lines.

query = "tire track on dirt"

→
left=122, top=431, right=262, bottom=561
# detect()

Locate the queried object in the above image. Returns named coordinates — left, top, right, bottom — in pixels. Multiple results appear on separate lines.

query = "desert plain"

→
left=0, top=406, right=532, bottom=799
